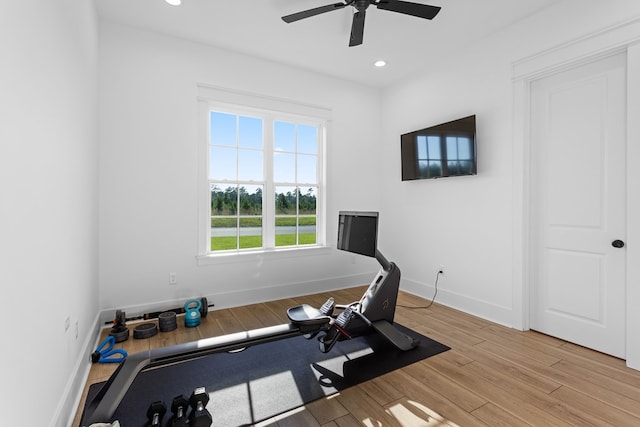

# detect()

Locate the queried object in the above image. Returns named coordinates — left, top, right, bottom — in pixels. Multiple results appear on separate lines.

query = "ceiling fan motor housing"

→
left=355, top=0, right=372, bottom=11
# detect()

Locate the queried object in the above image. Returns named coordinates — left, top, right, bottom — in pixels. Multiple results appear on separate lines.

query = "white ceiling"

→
left=95, top=0, right=561, bottom=88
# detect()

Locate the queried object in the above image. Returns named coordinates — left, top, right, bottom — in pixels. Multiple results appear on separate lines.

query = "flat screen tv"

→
left=337, top=211, right=378, bottom=258
left=401, top=114, right=477, bottom=180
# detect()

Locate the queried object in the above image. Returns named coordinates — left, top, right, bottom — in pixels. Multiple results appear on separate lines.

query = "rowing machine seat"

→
left=287, top=304, right=330, bottom=328
left=287, top=305, right=331, bottom=334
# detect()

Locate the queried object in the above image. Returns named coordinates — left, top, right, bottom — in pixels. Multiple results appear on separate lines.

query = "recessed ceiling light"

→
left=374, top=60, right=387, bottom=68
left=165, top=0, right=181, bottom=6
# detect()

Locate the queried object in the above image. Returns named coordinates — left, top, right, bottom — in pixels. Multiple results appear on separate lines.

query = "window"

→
left=209, top=112, right=265, bottom=251
left=198, top=86, right=328, bottom=258
left=273, top=121, right=319, bottom=248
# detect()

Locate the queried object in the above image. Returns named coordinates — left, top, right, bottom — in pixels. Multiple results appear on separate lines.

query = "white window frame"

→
left=196, top=84, right=331, bottom=265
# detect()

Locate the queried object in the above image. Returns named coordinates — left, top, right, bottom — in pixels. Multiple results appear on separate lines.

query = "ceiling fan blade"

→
left=349, top=10, right=366, bottom=47
left=375, top=0, right=441, bottom=20
left=282, top=2, right=348, bottom=23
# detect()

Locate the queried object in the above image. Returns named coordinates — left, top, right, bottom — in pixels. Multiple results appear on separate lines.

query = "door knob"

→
left=612, top=239, right=625, bottom=248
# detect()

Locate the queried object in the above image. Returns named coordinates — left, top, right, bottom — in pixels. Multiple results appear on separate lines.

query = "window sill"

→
left=196, top=245, right=332, bottom=266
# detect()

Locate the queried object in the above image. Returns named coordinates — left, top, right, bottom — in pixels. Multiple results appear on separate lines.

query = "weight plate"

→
left=158, top=311, right=176, bottom=322
left=159, top=322, right=177, bottom=332
left=200, top=297, right=208, bottom=318
left=158, top=311, right=177, bottom=332
left=160, top=324, right=177, bottom=332
left=109, top=327, right=129, bottom=343
left=133, top=322, right=158, bottom=339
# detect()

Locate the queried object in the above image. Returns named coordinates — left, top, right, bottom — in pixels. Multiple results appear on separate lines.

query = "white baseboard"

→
left=98, top=273, right=374, bottom=325
left=400, top=277, right=514, bottom=328
left=202, top=273, right=373, bottom=311
left=55, top=316, right=102, bottom=427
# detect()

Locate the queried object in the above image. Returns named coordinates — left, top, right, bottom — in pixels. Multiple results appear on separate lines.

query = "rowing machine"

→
left=82, top=250, right=415, bottom=425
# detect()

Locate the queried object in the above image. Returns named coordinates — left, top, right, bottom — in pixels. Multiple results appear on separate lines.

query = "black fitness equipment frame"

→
left=83, top=212, right=415, bottom=425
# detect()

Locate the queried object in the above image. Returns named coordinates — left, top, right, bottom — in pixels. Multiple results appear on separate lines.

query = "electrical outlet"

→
left=169, top=272, right=177, bottom=285
left=439, top=265, right=445, bottom=275
left=65, top=316, right=70, bottom=332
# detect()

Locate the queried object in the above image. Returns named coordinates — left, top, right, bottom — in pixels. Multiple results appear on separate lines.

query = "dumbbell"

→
left=170, top=395, right=190, bottom=427
left=146, top=400, right=167, bottom=427
left=189, top=387, right=213, bottom=427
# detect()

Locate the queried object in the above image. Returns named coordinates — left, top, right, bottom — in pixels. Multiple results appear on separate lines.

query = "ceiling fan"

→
left=281, top=0, right=441, bottom=47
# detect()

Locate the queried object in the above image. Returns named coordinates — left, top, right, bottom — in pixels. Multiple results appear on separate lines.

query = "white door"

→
left=530, top=53, right=627, bottom=358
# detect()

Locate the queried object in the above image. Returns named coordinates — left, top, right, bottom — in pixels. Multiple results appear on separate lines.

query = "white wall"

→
left=382, top=66, right=514, bottom=323
left=381, top=0, right=640, bottom=332
left=3, top=2, right=639, bottom=424
left=98, top=22, right=384, bottom=317
left=0, top=1, right=99, bottom=426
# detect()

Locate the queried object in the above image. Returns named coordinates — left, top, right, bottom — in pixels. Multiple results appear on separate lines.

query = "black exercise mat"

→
left=82, top=324, right=449, bottom=426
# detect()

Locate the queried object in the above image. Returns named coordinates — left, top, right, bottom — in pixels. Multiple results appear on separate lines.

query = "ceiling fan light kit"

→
left=282, top=0, right=441, bottom=47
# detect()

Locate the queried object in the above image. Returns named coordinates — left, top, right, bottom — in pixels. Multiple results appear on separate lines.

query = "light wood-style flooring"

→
left=73, top=287, right=640, bottom=426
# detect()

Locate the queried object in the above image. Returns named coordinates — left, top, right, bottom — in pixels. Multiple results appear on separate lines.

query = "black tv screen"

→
left=401, top=115, right=477, bottom=180
left=337, top=211, right=378, bottom=258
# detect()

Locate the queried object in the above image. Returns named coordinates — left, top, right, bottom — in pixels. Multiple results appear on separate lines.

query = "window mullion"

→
left=263, top=117, right=275, bottom=249
left=316, top=125, right=325, bottom=246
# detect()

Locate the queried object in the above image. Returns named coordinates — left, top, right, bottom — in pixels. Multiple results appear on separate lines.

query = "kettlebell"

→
left=184, top=299, right=202, bottom=328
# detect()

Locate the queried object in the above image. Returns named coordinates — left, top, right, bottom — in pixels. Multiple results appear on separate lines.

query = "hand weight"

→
left=184, top=299, right=202, bottom=327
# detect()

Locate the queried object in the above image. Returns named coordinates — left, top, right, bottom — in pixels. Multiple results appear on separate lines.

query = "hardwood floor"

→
left=72, top=287, right=640, bottom=426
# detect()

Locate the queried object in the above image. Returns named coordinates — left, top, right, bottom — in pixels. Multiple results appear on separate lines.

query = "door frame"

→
left=512, top=17, right=640, bottom=369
